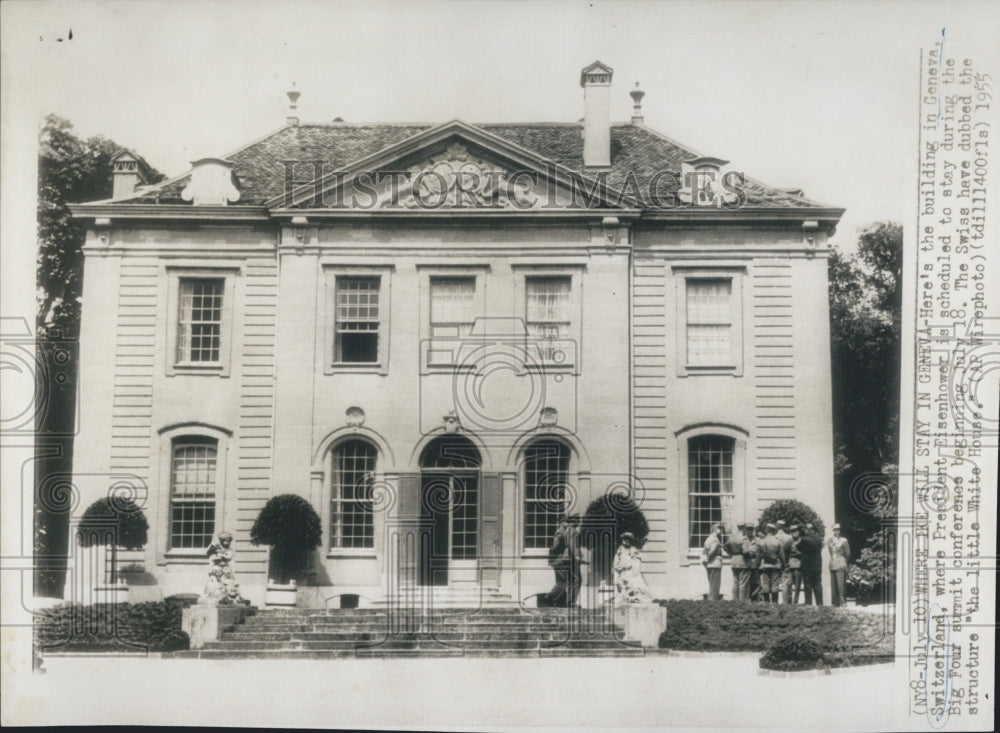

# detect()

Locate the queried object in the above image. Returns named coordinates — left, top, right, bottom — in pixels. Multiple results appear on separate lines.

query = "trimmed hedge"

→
left=760, top=632, right=826, bottom=671
left=657, top=600, right=893, bottom=666
left=35, top=602, right=189, bottom=653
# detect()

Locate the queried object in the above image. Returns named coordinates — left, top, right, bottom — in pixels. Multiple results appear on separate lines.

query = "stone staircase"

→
left=170, top=606, right=646, bottom=659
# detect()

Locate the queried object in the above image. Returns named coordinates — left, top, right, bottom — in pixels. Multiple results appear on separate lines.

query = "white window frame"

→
left=675, top=424, right=747, bottom=564
left=165, top=267, right=238, bottom=377
left=511, top=265, right=584, bottom=372
left=673, top=267, right=744, bottom=376
left=418, top=266, right=487, bottom=370
left=324, top=266, right=392, bottom=375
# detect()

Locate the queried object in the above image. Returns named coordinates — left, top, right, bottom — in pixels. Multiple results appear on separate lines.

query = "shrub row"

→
left=35, top=602, right=189, bottom=652
left=657, top=599, right=894, bottom=657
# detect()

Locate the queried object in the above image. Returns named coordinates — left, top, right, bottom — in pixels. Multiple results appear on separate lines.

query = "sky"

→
left=1, top=0, right=998, bottom=265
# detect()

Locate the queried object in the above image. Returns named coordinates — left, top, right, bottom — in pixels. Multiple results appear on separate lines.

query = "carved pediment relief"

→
left=372, top=143, right=538, bottom=210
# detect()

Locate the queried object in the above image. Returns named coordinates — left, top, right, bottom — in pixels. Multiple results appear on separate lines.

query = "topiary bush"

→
left=759, top=631, right=827, bottom=671
left=581, top=491, right=650, bottom=584
left=77, top=496, right=149, bottom=583
left=250, top=494, right=323, bottom=584
left=757, top=499, right=825, bottom=538
left=35, top=602, right=189, bottom=653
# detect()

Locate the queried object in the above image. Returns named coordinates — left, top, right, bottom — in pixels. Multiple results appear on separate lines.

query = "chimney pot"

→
left=111, top=151, right=149, bottom=199
left=630, top=82, right=645, bottom=124
left=286, top=83, right=301, bottom=126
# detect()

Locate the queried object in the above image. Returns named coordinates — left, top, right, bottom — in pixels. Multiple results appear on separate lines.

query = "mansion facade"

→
left=68, top=62, right=843, bottom=605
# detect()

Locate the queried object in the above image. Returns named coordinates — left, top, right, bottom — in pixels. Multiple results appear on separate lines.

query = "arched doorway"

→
left=419, top=435, right=481, bottom=585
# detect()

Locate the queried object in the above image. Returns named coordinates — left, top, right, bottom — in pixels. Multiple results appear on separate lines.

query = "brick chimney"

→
left=111, top=150, right=150, bottom=199
left=580, top=61, right=613, bottom=168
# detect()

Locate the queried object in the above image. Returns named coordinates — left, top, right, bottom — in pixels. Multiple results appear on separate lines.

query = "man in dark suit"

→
left=798, top=523, right=824, bottom=605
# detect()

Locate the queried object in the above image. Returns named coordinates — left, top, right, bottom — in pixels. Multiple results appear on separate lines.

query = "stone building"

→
left=69, top=61, right=843, bottom=606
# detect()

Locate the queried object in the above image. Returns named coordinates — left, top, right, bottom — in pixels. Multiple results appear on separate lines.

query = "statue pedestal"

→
left=182, top=604, right=253, bottom=649
left=614, top=603, right=667, bottom=648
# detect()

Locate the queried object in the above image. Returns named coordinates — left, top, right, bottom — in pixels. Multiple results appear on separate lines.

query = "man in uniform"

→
left=757, top=523, right=784, bottom=604
left=774, top=519, right=793, bottom=603
left=748, top=526, right=764, bottom=601
left=702, top=523, right=724, bottom=600
left=827, top=522, right=851, bottom=606
left=724, top=523, right=751, bottom=601
left=547, top=515, right=585, bottom=607
left=798, top=522, right=824, bottom=605
left=787, top=525, right=804, bottom=604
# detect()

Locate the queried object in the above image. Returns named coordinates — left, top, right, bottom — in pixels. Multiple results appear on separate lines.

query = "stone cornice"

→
left=69, top=203, right=271, bottom=221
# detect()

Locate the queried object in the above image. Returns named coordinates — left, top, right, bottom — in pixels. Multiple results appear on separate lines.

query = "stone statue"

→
left=201, top=531, right=247, bottom=605
left=613, top=532, right=654, bottom=603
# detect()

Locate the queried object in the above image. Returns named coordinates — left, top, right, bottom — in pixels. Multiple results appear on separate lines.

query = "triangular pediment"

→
left=269, top=120, right=633, bottom=212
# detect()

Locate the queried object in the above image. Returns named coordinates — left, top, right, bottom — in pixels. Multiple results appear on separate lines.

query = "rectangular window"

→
left=430, top=277, right=476, bottom=338
left=687, top=435, right=734, bottom=549
left=334, top=276, right=381, bottom=364
left=169, top=437, right=217, bottom=550
left=176, top=278, right=224, bottom=364
left=686, top=279, right=732, bottom=366
left=331, top=441, right=376, bottom=549
left=523, top=441, right=569, bottom=550
left=526, top=276, right=571, bottom=363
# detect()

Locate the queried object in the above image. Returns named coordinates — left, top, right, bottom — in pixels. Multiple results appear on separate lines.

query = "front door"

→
left=418, top=435, right=482, bottom=586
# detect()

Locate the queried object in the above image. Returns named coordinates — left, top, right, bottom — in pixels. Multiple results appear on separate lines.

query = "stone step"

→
left=201, top=638, right=638, bottom=652
left=221, top=630, right=626, bottom=643
left=169, top=645, right=645, bottom=660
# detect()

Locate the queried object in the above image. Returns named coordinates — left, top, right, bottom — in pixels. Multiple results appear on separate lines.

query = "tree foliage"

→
left=581, top=493, right=650, bottom=583
left=828, top=222, right=902, bottom=599
left=757, top=499, right=824, bottom=539
left=828, top=223, right=902, bottom=532
left=250, top=494, right=323, bottom=584
left=77, top=496, right=150, bottom=584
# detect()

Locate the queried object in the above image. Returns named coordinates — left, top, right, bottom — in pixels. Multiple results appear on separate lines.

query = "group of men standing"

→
left=703, top=520, right=851, bottom=605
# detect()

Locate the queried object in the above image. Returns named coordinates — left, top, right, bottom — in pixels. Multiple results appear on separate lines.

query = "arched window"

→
left=522, top=440, right=570, bottom=550
left=687, top=435, right=735, bottom=549
left=169, top=435, right=218, bottom=550
left=331, top=439, right=378, bottom=549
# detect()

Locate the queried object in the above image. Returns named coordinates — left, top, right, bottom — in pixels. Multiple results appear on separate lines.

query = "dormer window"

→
left=678, top=156, right=740, bottom=208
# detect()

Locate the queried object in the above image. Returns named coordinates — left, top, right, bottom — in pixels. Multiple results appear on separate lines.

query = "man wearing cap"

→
left=827, top=523, right=851, bottom=606
left=757, top=523, right=784, bottom=604
left=797, top=523, right=824, bottom=604
left=701, top=523, right=724, bottom=600
left=724, top=523, right=751, bottom=601
left=774, top=520, right=793, bottom=603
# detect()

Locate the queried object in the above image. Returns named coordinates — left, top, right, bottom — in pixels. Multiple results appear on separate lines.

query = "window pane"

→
left=170, top=437, right=217, bottom=549
left=523, top=441, right=569, bottom=549
left=177, top=278, right=224, bottom=363
left=335, top=277, right=380, bottom=363
left=431, top=277, right=475, bottom=334
left=526, top=277, right=570, bottom=323
left=688, top=435, right=734, bottom=549
left=332, top=440, right=377, bottom=549
left=686, top=279, right=732, bottom=365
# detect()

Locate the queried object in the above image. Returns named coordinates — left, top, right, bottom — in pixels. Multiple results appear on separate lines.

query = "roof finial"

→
left=286, top=83, right=301, bottom=126
left=630, top=82, right=645, bottom=124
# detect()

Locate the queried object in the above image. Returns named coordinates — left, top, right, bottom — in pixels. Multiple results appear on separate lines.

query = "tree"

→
left=581, top=493, right=650, bottom=584
left=35, top=115, right=163, bottom=596
left=828, top=221, right=902, bottom=594
left=757, top=499, right=824, bottom=539
left=250, top=495, right=323, bottom=584
left=77, top=497, right=150, bottom=584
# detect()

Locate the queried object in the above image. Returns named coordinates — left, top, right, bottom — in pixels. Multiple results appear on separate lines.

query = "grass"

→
left=657, top=600, right=894, bottom=667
